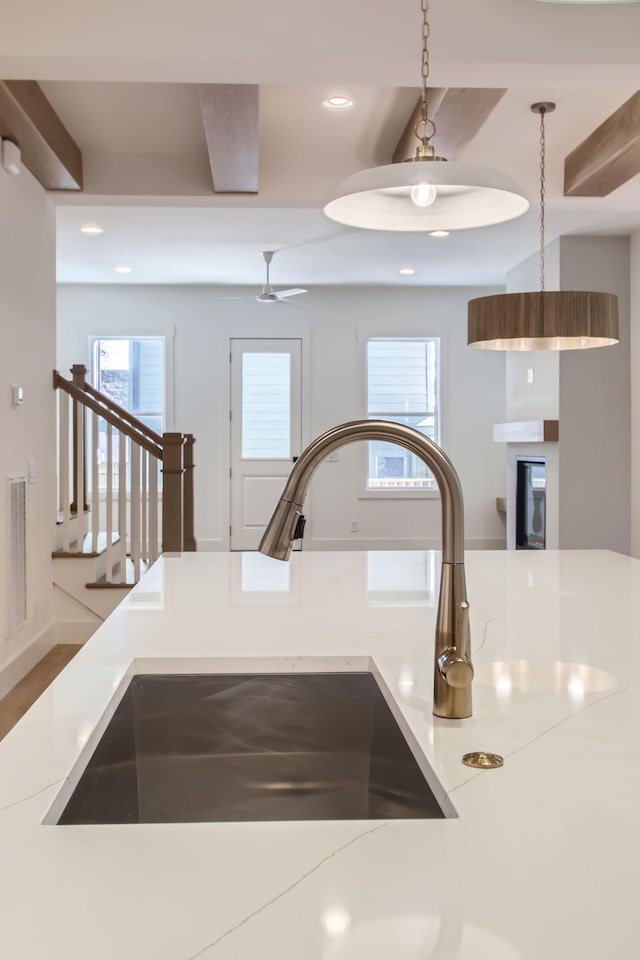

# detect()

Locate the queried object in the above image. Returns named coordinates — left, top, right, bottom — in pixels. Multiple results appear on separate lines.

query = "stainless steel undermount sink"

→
left=57, top=672, right=448, bottom=824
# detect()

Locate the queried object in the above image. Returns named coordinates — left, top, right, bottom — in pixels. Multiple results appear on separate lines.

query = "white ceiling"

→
left=2, top=0, right=639, bottom=285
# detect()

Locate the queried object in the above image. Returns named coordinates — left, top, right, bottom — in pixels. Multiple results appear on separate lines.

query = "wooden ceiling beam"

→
left=393, top=87, right=506, bottom=163
left=198, top=84, right=259, bottom=194
left=564, top=91, right=640, bottom=197
left=0, top=80, right=82, bottom=191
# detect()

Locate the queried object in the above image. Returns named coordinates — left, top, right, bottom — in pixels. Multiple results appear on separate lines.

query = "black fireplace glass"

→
left=516, top=458, right=546, bottom=550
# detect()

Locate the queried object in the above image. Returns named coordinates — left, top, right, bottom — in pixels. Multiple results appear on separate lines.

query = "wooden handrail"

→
left=53, top=371, right=163, bottom=459
left=70, top=364, right=164, bottom=446
left=54, top=365, right=197, bottom=563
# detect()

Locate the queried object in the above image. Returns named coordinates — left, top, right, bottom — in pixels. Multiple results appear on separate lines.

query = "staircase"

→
left=53, top=364, right=196, bottom=625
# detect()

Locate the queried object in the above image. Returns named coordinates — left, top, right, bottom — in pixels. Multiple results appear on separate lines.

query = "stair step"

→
left=86, top=558, right=149, bottom=590
left=53, top=532, right=120, bottom=559
left=56, top=508, right=91, bottom=525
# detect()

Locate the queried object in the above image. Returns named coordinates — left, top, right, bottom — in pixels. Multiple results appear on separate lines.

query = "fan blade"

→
left=276, top=297, right=305, bottom=307
left=211, top=296, right=257, bottom=301
left=276, top=288, right=307, bottom=298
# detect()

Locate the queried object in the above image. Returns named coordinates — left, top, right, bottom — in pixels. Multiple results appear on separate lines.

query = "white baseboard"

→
left=0, top=623, right=56, bottom=699
left=195, top=539, right=226, bottom=552
left=307, top=538, right=506, bottom=551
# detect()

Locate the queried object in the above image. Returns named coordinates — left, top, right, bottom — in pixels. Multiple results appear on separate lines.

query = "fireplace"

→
left=515, top=458, right=546, bottom=550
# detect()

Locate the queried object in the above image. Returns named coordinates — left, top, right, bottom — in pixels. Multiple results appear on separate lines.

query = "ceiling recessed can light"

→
left=114, top=264, right=132, bottom=274
left=399, top=267, right=416, bottom=275
left=324, top=96, right=353, bottom=109
left=80, top=224, right=104, bottom=235
left=430, top=230, right=450, bottom=237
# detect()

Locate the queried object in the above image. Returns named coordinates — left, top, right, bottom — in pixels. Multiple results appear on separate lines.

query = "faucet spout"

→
left=258, top=420, right=473, bottom=719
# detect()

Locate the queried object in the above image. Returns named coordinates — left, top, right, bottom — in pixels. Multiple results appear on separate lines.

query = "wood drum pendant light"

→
left=468, top=103, right=619, bottom=350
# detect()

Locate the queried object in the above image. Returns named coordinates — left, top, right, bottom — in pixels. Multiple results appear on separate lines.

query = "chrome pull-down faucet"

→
left=258, top=419, right=473, bottom=719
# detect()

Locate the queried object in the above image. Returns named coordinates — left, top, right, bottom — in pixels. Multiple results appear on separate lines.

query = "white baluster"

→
left=141, top=448, right=148, bottom=567
left=106, top=422, right=114, bottom=583
left=118, top=431, right=127, bottom=580
left=77, top=402, right=85, bottom=534
left=91, top=412, right=100, bottom=550
left=59, top=392, right=71, bottom=551
left=131, top=442, right=140, bottom=582
left=149, top=454, right=159, bottom=563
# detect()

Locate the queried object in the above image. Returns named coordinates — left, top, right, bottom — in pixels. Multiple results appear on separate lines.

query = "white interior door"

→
left=230, top=339, right=302, bottom=550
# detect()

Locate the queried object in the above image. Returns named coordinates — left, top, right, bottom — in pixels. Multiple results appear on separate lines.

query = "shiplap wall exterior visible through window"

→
left=241, top=352, right=291, bottom=459
left=366, top=337, right=440, bottom=491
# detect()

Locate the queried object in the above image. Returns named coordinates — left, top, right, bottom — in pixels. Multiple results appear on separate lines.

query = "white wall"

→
left=0, top=167, right=56, bottom=695
left=629, top=231, right=640, bottom=559
left=558, top=236, right=631, bottom=554
left=504, top=236, right=631, bottom=555
left=505, top=242, right=561, bottom=550
left=57, top=284, right=507, bottom=551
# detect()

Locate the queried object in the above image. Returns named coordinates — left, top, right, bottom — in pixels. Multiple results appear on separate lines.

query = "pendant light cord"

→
left=539, top=105, right=546, bottom=292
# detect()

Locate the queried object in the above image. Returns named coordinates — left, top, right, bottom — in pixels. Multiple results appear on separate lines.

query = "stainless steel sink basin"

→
left=58, top=672, right=447, bottom=824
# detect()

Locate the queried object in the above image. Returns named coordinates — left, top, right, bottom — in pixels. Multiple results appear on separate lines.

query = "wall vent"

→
left=8, top=477, right=28, bottom=633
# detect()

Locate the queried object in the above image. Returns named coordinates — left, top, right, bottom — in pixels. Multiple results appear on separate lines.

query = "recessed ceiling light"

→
left=430, top=230, right=450, bottom=238
left=399, top=267, right=416, bottom=275
left=114, top=264, right=132, bottom=274
left=80, top=224, right=104, bottom=235
left=324, top=96, right=353, bottom=109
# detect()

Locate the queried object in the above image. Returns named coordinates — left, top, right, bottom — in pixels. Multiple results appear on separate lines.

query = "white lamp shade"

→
left=323, top=161, right=529, bottom=231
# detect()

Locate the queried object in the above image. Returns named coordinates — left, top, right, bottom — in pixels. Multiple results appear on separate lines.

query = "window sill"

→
left=358, top=489, right=441, bottom=501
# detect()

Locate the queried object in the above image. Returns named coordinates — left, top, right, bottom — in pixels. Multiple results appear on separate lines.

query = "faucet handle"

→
left=438, top=600, right=473, bottom=689
left=438, top=650, right=474, bottom=689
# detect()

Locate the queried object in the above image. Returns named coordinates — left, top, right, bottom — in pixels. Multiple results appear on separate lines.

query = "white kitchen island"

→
left=1, top=549, right=639, bottom=959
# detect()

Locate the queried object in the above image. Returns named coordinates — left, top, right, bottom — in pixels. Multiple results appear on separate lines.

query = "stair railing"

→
left=54, top=366, right=196, bottom=585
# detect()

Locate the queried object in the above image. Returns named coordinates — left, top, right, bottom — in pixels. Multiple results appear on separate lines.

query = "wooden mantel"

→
left=493, top=420, right=559, bottom=443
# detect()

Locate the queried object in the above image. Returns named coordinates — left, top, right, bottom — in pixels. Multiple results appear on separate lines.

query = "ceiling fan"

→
left=218, top=251, right=307, bottom=304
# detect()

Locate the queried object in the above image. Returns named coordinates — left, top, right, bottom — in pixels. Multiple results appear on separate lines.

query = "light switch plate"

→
left=10, top=384, right=23, bottom=406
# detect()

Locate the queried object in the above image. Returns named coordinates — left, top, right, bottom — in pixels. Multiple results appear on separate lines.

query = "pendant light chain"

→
left=539, top=105, right=547, bottom=292
left=420, top=0, right=430, bottom=127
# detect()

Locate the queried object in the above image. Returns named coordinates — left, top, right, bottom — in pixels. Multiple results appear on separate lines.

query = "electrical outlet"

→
left=350, top=520, right=359, bottom=533
left=527, top=368, right=534, bottom=384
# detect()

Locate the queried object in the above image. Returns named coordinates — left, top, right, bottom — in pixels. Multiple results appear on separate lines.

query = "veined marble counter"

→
left=1, top=549, right=639, bottom=959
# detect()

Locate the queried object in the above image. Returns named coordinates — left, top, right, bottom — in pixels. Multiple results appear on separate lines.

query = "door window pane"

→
left=242, top=353, right=291, bottom=459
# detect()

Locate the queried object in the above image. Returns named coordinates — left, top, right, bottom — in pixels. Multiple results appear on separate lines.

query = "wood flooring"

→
left=0, top=644, right=82, bottom=741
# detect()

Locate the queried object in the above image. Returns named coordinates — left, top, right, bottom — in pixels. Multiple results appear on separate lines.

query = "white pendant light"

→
left=467, top=103, right=619, bottom=350
left=323, top=1, right=529, bottom=232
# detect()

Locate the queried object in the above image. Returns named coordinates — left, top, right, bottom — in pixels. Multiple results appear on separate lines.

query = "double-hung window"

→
left=366, top=337, right=440, bottom=493
left=91, top=337, right=166, bottom=488
left=92, top=337, right=165, bottom=434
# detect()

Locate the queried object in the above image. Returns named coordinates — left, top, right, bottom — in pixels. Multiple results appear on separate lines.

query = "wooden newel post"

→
left=162, top=433, right=185, bottom=553
left=70, top=364, right=89, bottom=513
left=71, top=364, right=87, bottom=388
left=183, top=434, right=196, bottom=552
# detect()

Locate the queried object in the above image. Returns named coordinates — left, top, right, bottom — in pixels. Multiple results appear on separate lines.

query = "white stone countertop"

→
left=1, top=549, right=639, bottom=959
